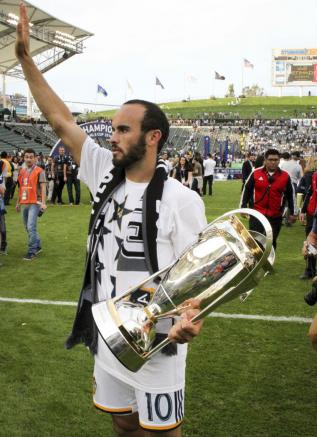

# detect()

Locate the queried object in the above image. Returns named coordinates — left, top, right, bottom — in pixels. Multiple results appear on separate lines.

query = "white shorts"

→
left=93, top=361, right=185, bottom=432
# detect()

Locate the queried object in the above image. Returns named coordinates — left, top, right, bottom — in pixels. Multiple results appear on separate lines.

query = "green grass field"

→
left=1, top=181, right=317, bottom=437
left=90, top=96, right=317, bottom=120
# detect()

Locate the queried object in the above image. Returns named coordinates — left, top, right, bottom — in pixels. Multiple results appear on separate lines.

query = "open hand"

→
left=15, top=2, right=30, bottom=60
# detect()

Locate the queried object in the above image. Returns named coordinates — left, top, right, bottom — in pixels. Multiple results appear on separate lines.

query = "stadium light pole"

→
left=27, top=86, right=33, bottom=118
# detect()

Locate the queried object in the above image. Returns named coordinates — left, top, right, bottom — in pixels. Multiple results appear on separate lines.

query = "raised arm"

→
left=15, top=3, right=86, bottom=164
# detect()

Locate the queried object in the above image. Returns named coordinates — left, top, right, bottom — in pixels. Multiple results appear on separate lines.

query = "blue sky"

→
left=6, top=0, right=317, bottom=111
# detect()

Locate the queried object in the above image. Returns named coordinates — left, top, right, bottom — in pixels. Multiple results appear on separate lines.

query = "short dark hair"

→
left=24, top=148, right=36, bottom=156
left=0, top=151, right=7, bottom=158
left=282, top=152, right=290, bottom=160
left=124, top=99, right=169, bottom=153
left=291, top=151, right=300, bottom=158
left=264, top=148, right=280, bottom=159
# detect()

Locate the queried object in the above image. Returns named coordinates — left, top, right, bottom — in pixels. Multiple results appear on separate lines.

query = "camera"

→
left=38, top=208, right=45, bottom=217
left=306, top=244, right=317, bottom=257
left=304, top=278, right=317, bottom=306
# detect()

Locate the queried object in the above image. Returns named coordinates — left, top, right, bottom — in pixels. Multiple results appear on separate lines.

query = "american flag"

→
left=244, top=59, right=254, bottom=68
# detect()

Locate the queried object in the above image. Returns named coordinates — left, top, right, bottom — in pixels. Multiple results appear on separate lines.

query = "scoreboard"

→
left=272, top=48, right=317, bottom=87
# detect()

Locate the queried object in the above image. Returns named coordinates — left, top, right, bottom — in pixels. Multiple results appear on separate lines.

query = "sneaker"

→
left=23, top=252, right=36, bottom=261
left=0, top=245, right=7, bottom=255
left=299, top=272, right=313, bottom=280
left=34, top=247, right=42, bottom=255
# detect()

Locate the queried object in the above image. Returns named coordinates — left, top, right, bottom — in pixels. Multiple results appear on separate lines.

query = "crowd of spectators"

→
left=0, top=149, right=80, bottom=209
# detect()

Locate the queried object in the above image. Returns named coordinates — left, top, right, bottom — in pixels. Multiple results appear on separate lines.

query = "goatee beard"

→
left=112, top=134, right=146, bottom=169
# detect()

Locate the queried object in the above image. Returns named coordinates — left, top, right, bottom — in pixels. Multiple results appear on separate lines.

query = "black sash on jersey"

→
left=65, top=159, right=177, bottom=356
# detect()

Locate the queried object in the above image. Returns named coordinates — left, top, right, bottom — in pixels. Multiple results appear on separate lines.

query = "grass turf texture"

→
left=89, top=96, right=317, bottom=120
left=1, top=181, right=317, bottom=436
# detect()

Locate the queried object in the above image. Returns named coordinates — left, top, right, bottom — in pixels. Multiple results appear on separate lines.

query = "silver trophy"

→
left=92, top=208, right=275, bottom=372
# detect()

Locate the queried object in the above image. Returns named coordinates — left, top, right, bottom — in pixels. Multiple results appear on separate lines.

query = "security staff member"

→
left=240, top=148, right=296, bottom=249
left=64, top=154, right=80, bottom=205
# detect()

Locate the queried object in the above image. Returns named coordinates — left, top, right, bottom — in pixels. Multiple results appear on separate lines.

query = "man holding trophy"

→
left=16, top=4, right=206, bottom=435
left=16, top=4, right=276, bottom=436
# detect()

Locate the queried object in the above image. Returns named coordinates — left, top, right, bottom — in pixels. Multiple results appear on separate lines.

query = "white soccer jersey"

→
left=79, top=136, right=207, bottom=391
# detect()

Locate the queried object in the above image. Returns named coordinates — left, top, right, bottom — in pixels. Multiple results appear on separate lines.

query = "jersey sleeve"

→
left=78, top=136, right=113, bottom=197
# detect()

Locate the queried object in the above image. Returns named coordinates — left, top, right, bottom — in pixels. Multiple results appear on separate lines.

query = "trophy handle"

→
left=212, top=208, right=274, bottom=273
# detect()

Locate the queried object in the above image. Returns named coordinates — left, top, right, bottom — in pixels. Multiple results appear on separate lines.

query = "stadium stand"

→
left=0, top=117, right=316, bottom=158
left=0, top=123, right=56, bottom=154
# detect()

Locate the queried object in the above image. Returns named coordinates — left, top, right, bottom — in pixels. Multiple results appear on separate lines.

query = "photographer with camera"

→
left=16, top=148, right=46, bottom=260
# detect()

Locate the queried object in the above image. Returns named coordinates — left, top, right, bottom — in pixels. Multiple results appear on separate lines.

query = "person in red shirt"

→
left=240, top=148, right=296, bottom=249
left=16, top=148, right=46, bottom=260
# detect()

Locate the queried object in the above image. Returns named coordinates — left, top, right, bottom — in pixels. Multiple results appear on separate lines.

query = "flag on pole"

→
left=97, top=84, right=108, bottom=97
left=244, top=59, right=254, bottom=68
left=127, top=80, right=133, bottom=93
left=155, top=77, right=165, bottom=89
left=215, top=71, right=225, bottom=80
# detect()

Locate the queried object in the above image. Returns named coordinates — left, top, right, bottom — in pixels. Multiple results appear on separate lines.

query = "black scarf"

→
left=65, top=159, right=176, bottom=356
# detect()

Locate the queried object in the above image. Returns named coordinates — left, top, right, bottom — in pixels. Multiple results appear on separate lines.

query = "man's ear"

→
left=146, top=129, right=162, bottom=149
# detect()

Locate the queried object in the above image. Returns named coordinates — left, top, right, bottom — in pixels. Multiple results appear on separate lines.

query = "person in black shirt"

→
left=173, top=156, right=193, bottom=187
left=64, top=154, right=80, bottom=205
left=52, top=146, right=67, bottom=204
left=241, top=152, right=255, bottom=191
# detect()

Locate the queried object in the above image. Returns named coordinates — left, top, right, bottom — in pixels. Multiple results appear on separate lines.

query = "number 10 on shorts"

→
left=144, top=390, right=184, bottom=425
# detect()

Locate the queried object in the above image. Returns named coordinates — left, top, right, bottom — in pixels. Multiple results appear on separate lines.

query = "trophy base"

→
left=92, top=300, right=147, bottom=372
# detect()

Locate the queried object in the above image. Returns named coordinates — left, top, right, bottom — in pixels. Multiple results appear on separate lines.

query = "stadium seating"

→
left=0, top=123, right=57, bottom=155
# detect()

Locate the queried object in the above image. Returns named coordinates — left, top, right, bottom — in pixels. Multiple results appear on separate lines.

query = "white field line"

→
left=0, top=297, right=77, bottom=306
left=0, top=296, right=312, bottom=324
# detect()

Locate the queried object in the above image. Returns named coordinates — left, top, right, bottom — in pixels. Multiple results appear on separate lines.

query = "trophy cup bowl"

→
left=92, top=208, right=275, bottom=372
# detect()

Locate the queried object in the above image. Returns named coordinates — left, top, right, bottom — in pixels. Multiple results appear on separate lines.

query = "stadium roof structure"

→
left=0, top=0, right=93, bottom=79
